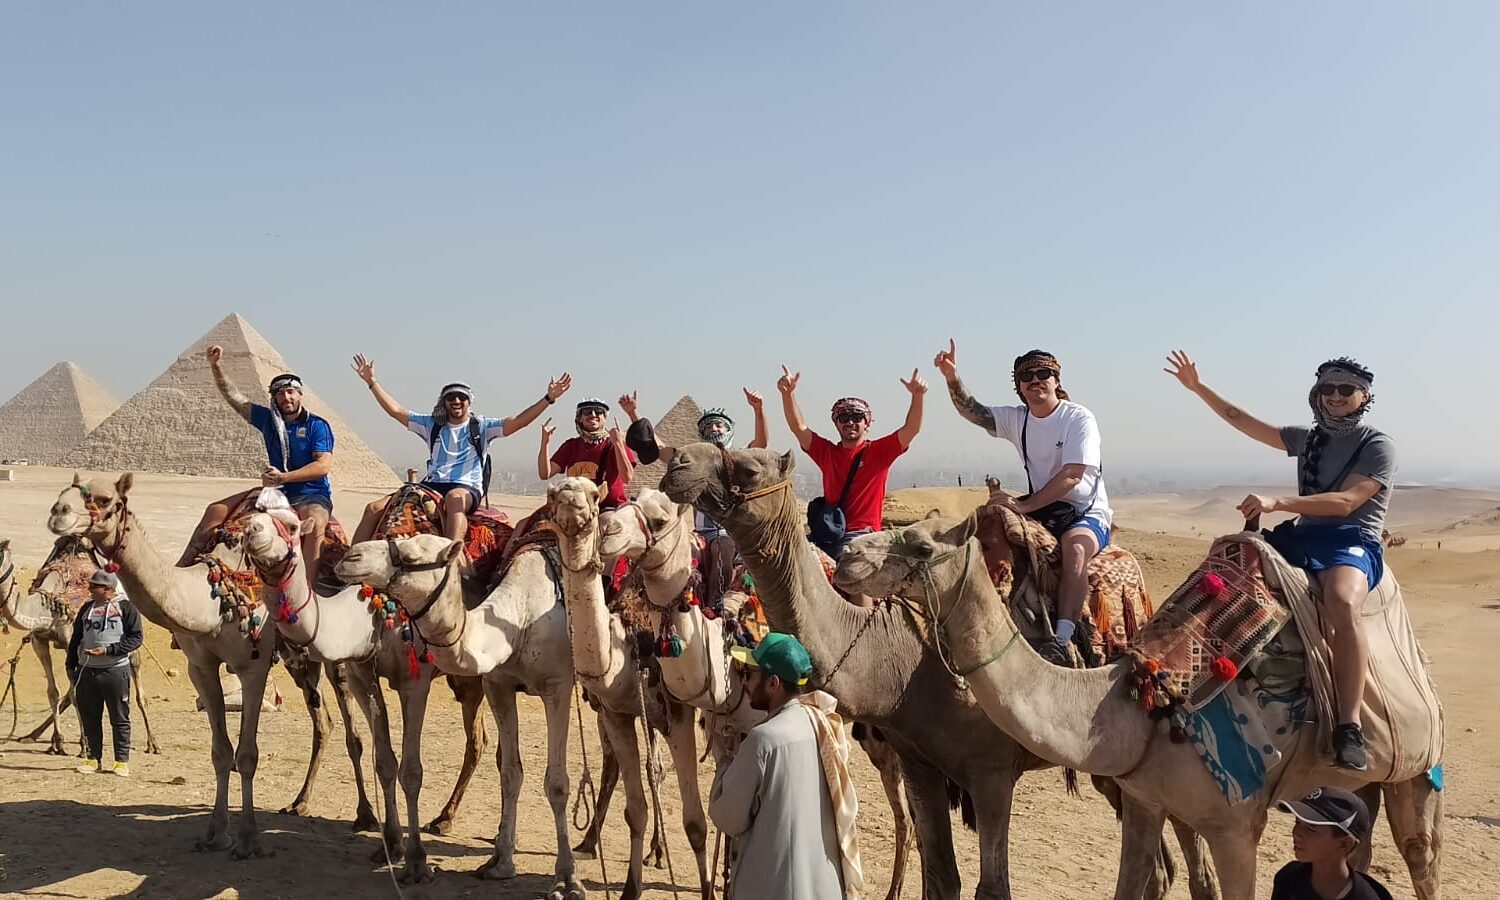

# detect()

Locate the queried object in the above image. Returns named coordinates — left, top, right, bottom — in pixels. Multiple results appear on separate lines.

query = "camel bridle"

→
left=384, top=538, right=466, bottom=649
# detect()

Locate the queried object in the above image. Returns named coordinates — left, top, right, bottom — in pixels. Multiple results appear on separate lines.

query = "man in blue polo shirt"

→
left=178, top=345, right=336, bottom=581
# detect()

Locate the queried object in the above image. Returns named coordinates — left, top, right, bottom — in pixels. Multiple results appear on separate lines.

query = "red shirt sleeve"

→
left=866, top=431, right=908, bottom=468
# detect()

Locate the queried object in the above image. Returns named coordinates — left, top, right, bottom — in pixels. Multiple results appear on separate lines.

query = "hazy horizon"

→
left=5, top=5, right=1496, bottom=488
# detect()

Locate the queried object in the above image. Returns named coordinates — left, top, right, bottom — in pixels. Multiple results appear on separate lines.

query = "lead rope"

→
left=636, top=672, right=681, bottom=900
left=2, top=639, right=23, bottom=738
left=570, top=683, right=613, bottom=900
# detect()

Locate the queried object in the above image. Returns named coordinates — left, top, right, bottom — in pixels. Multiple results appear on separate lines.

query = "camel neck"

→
left=560, top=542, right=618, bottom=681
left=264, top=551, right=380, bottom=662
left=103, top=512, right=222, bottom=634
left=942, top=550, right=1153, bottom=775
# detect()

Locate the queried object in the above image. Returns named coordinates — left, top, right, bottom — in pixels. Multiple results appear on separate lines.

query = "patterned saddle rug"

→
left=212, top=491, right=353, bottom=589
left=379, top=483, right=513, bottom=588
left=29, top=535, right=105, bottom=619
left=976, top=502, right=1154, bottom=663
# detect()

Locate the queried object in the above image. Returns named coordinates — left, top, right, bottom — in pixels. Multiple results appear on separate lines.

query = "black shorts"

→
left=420, top=481, right=481, bottom=511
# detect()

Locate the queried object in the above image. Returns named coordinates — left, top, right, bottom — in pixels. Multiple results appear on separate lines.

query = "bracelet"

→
left=543, top=394, right=556, bottom=405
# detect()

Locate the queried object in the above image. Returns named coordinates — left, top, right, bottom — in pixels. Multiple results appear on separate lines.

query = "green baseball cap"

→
left=730, top=632, right=813, bottom=686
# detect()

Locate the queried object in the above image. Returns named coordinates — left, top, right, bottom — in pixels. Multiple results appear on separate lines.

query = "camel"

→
left=335, top=528, right=586, bottom=900
left=0, top=537, right=158, bottom=756
left=599, top=490, right=916, bottom=900
left=237, top=511, right=489, bottom=882
left=548, top=477, right=712, bottom=900
left=835, top=510, right=1443, bottom=900
left=659, top=444, right=1217, bottom=900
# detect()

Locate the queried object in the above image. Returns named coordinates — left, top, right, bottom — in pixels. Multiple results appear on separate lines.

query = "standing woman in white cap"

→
left=351, top=353, right=571, bottom=543
left=66, top=570, right=143, bottom=777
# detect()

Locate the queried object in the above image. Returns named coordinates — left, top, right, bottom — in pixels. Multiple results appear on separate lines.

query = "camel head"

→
left=241, top=510, right=302, bottom=570
left=659, top=443, right=795, bottom=522
left=47, top=472, right=97, bottom=536
left=549, top=476, right=604, bottom=570
left=337, top=535, right=465, bottom=616
left=56, top=473, right=134, bottom=547
left=599, top=490, right=691, bottom=564
left=836, top=511, right=982, bottom=608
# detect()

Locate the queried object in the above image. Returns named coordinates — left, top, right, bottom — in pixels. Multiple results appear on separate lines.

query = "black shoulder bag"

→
left=1019, top=413, right=1090, bottom=538
left=807, top=449, right=866, bottom=557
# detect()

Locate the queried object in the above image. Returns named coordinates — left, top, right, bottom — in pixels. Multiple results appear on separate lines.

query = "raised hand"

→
left=351, top=354, right=377, bottom=385
left=609, top=418, right=625, bottom=445
left=540, top=418, right=555, bottom=441
left=547, top=372, right=573, bottom=402
left=901, top=368, right=928, bottom=395
left=1237, top=493, right=1279, bottom=518
left=206, top=345, right=224, bottom=365
left=743, top=387, right=765, bottom=408
left=934, top=338, right=958, bottom=381
left=1164, top=351, right=1201, bottom=391
left=777, top=365, right=801, bottom=396
left=618, top=391, right=639, bottom=420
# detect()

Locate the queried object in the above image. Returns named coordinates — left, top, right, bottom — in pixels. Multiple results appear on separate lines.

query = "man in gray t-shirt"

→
left=1165, top=352, right=1394, bottom=773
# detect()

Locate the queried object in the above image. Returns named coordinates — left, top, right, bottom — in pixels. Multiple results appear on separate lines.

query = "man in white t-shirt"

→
left=936, top=341, right=1112, bottom=666
left=350, top=354, right=571, bottom=543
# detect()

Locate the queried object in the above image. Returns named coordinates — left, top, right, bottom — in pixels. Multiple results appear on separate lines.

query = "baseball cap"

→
left=90, top=570, right=119, bottom=589
left=730, top=632, right=813, bottom=686
left=1278, top=787, right=1372, bottom=842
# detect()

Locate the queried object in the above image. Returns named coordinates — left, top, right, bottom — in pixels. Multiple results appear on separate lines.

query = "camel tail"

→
left=1064, top=768, right=1081, bottom=799
left=945, top=780, right=977, bottom=832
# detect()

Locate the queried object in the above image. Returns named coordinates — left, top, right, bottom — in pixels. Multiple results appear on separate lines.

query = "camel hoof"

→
left=370, top=841, right=405, bottom=865
left=549, top=879, right=587, bottom=900
left=230, top=837, right=272, bottom=860
left=350, top=810, right=381, bottom=833
left=399, top=860, right=435, bottom=884
left=145, top=741, right=162, bottom=755
left=45, top=744, right=67, bottom=757
left=195, top=835, right=233, bottom=853
left=472, top=857, right=517, bottom=881
left=423, top=816, right=454, bottom=836
left=279, top=801, right=312, bottom=818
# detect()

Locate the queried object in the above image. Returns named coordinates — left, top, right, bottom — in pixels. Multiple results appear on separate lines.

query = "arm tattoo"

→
left=1225, top=405, right=1243, bottom=421
left=212, top=366, right=253, bottom=421
left=946, top=378, right=996, bottom=434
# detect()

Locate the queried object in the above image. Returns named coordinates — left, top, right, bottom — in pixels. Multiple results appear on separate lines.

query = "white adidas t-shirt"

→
left=987, top=400, right=1112, bottom=526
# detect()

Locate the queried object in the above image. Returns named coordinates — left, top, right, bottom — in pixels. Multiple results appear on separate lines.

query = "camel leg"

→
left=425, top=675, right=486, bottom=835
left=328, top=662, right=380, bottom=830
left=1201, top=830, right=1258, bottom=900
left=1114, top=798, right=1169, bottom=900
left=600, top=708, right=649, bottom=900
left=661, top=701, right=711, bottom=899
left=394, top=673, right=435, bottom=883
left=1352, top=783, right=1382, bottom=873
left=127, top=652, right=160, bottom=754
left=969, top=771, right=1015, bottom=900
left=344, top=664, right=403, bottom=865
left=476, top=681, right=524, bottom=880
left=1381, top=775, right=1442, bottom=900
left=229, top=662, right=273, bottom=859
left=859, top=735, right=913, bottom=900
left=1169, top=817, right=1219, bottom=900
left=186, top=663, right=235, bottom=853
left=32, top=638, right=68, bottom=755
left=540, top=684, right=585, bottom=900
left=896, top=753, right=963, bottom=900
left=278, top=657, right=329, bottom=819
left=575, top=708, right=621, bottom=858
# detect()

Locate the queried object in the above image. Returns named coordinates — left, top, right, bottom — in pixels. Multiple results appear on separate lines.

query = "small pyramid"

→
left=0, top=362, right=120, bottom=465
left=63, top=314, right=398, bottom=487
left=633, top=395, right=704, bottom=490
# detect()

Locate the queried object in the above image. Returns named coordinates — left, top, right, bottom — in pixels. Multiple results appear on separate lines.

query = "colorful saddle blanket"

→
left=379, top=483, right=513, bottom=587
left=29, top=535, right=104, bottom=617
left=976, top=502, right=1154, bottom=662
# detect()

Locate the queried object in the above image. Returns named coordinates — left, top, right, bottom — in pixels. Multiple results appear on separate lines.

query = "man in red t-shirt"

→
left=777, top=365, right=927, bottom=574
left=539, top=397, right=638, bottom=510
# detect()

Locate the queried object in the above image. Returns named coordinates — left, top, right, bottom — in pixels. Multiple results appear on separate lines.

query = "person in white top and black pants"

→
left=936, top=342, right=1112, bottom=666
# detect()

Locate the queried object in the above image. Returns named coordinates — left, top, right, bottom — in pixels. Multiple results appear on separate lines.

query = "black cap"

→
left=1278, top=787, right=1372, bottom=842
left=626, top=418, right=661, bottom=464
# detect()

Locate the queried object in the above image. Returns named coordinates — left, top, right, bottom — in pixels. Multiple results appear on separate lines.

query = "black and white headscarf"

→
left=1301, top=358, right=1375, bottom=494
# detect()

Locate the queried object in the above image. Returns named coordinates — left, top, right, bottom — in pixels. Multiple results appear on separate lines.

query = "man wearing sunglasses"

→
left=777, top=363, right=926, bottom=571
left=1165, top=352, right=1394, bottom=771
left=351, top=353, right=571, bottom=543
left=540, top=397, right=638, bottom=512
left=937, top=342, right=1113, bottom=667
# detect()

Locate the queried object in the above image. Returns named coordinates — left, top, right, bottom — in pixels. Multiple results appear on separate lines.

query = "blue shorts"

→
left=1065, top=515, right=1111, bottom=552
left=1266, top=522, right=1384, bottom=590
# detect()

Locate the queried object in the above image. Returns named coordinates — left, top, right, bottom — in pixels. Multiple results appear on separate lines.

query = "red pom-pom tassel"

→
left=105, top=562, right=121, bottom=573
left=1201, top=572, right=1227, bottom=598
left=408, top=646, right=421, bottom=678
left=1210, top=656, right=1238, bottom=681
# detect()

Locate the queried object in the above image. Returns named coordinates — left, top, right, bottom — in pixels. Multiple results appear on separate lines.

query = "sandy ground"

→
left=1, top=467, right=1496, bottom=899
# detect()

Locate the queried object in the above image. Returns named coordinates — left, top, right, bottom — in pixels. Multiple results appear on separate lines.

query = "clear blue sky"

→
left=4, top=4, right=1496, bottom=483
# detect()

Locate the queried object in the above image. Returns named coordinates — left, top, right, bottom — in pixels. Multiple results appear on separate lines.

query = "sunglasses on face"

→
left=1317, top=383, right=1361, bottom=398
left=443, top=394, right=469, bottom=403
left=835, top=413, right=867, bottom=424
left=1018, top=368, right=1056, bottom=383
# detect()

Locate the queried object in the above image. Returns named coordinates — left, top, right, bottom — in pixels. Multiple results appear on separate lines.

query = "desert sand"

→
left=1, top=467, right=1496, bottom=898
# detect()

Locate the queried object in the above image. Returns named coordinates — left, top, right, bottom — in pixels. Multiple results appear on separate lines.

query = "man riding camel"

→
left=1166, top=351, right=1394, bottom=771
left=938, top=341, right=1112, bottom=666
left=538, top=398, right=637, bottom=512
left=180, top=345, right=335, bottom=582
left=351, top=353, right=570, bottom=544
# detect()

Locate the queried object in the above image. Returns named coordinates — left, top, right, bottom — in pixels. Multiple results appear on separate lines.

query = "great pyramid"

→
left=63, top=314, right=398, bottom=488
left=0, top=362, right=120, bottom=465
left=633, top=395, right=704, bottom=490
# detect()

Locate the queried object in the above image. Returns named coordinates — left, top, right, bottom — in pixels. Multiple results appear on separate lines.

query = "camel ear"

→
left=944, top=510, right=982, bottom=546
left=924, top=508, right=942, bottom=520
left=443, top=540, right=466, bottom=564
left=116, top=472, right=134, bottom=497
left=72, top=471, right=83, bottom=487
left=778, top=450, right=795, bottom=477
left=0, top=538, right=9, bottom=551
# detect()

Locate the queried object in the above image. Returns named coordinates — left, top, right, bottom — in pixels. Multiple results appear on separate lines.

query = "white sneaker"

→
left=76, top=759, right=100, bottom=775
left=112, top=761, right=131, bottom=777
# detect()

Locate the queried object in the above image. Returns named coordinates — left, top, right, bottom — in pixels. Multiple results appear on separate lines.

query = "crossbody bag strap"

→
left=1306, top=433, right=1378, bottom=495
left=835, top=449, right=867, bottom=507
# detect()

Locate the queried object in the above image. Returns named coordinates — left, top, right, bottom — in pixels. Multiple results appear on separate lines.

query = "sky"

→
left=3, top=4, right=1497, bottom=486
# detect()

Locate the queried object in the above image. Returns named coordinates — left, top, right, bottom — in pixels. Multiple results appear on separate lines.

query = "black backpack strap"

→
left=835, top=450, right=867, bottom=506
